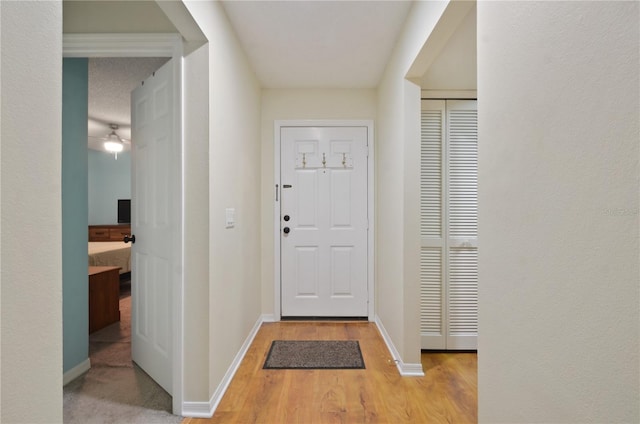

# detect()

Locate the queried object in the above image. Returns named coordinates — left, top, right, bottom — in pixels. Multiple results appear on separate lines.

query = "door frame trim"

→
left=273, top=120, right=375, bottom=321
left=63, top=33, right=184, bottom=414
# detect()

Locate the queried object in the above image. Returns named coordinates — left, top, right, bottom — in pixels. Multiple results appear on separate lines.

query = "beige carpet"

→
left=64, top=288, right=182, bottom=424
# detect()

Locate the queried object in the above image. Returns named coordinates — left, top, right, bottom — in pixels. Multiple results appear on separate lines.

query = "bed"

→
left=88, top=242, right=131, bottom=274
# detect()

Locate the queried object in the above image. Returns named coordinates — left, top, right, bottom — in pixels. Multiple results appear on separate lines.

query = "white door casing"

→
left=420, top=99, right=478, bottom=350
left=131, top=59, right=175, bottom=393
left=278, top=125, right=372, bottom=318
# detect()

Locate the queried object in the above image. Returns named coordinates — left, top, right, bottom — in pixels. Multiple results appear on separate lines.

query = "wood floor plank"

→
left=183, top=322, right=477, bottom=424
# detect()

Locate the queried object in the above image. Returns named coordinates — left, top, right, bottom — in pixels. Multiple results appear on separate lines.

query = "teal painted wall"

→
left=62, top=58, right=89, bottom=373
left=88, top=150, right=131, bottom=225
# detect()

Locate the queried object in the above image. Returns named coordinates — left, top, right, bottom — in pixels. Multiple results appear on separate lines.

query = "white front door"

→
left=280, top=126, right=369, bottom=317
left=130, top=59, right=174, bottom=393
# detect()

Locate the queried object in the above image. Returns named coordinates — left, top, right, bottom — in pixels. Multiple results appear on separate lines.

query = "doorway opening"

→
left=62, top=34, right=184, bottom=416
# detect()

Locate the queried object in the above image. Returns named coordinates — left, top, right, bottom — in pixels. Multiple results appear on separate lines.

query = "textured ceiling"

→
left=88, top=57, right=169, bottom=151
left=221, top=0, right=413, bottom=88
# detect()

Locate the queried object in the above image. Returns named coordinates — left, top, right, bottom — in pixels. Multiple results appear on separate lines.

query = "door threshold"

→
left=281, top=316, right=368, bottom=322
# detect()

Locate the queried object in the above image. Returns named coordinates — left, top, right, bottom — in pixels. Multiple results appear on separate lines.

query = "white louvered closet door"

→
left=420, top=100, right=446, bottom=349
left=420, top=99, right=478, bottom=350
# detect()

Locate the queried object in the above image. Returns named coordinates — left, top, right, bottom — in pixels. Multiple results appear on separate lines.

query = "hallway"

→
left=185, top=322, right=477, bottom=423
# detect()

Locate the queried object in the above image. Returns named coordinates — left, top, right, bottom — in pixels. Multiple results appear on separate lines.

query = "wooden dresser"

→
left=89, top=224, right=131, bottom=242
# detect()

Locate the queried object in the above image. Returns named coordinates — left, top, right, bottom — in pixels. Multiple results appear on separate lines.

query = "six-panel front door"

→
left=280, top=126, right=368, bottom=317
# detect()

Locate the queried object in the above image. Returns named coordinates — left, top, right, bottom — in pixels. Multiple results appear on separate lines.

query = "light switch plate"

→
left=225, top=208, right=235, bottom=228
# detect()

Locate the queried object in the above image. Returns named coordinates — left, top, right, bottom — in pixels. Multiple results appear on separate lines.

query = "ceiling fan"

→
left=88, top=123, right=131, bottom=159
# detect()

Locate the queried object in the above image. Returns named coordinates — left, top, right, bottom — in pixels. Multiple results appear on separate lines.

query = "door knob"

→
left=283, top=227, right=290, bottom=234
left=124, top=234, right=136, bottom=244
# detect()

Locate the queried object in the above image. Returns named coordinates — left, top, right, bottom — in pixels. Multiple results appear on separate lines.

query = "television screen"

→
left=118, top=199, right=131, bottom=224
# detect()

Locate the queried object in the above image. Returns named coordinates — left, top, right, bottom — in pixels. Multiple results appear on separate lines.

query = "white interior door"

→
left=420, top=99, right=478, bottom=350
left=280, top=126, right=368, bottom=317
left=130, top=59, right=174, bottom=393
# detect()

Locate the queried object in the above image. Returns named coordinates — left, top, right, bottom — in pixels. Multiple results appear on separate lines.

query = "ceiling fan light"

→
left=104, top=140, right=124, bottom=153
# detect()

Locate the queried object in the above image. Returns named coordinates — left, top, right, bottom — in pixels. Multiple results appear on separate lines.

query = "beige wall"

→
left=183, top=0, right=263, bottom=400
left=375, top=0, right=449, bottom=365
left=478, top=1, right=639, bottom=422
left=260, top=89, right=377, bottom=315
left=0, top=1, right=63, bottom=422
left=421, top=5, right=476, bottom=91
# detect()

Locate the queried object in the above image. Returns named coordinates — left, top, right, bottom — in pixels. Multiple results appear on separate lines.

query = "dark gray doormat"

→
left=263, top=340, right=365, bottom=369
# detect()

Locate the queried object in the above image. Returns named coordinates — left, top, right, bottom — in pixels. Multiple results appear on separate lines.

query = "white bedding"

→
left=88, top=242, right=131, bottom=274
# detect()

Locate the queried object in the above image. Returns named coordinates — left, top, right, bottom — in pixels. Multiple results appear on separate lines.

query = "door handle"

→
left=124, top=234, right=136, bottom=244
left=283, top=227, right=290, bottom=234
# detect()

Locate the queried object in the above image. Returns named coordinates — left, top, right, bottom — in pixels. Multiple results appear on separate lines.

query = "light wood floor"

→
left=183, top=322, right=477, bottom=424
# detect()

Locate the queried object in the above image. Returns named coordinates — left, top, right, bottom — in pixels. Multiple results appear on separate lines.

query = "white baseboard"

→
left=399, top=362, right=425, bottom=376
left=180, top=400, right=212, bottom=418
left=181, top=314, right=269, bottom=418
left=63, top=358, right=91, bottom=386
left=374, top=315, right=425, bottom=377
